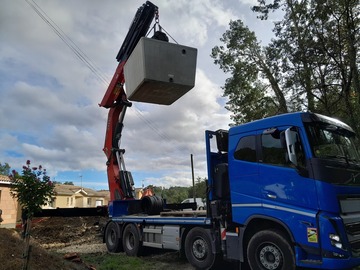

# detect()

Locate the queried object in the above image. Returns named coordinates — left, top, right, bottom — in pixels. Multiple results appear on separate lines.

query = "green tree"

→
left=150, top=186, right=189, bottom=203
left=255, top=0, right=360, bottom=131
left=211, top=20, right=288, bottom=124
left=9, top=160, right=54, bottom=270
left=9, top=160, right=54, bottom=217
left=212, top=0, right=360, bottom=130
left=309, top=0, right=360, bottom=133
left=165, top=186, right=189, bottom=203
left=63, top=181, right=74, bottom=185
left=52, top=181, right=62, bottom=185
left=188, top=177, right=207, bottom=199
left=0, top=162, right=10, bottom=175
left=253, top=0, right=360, bottom=129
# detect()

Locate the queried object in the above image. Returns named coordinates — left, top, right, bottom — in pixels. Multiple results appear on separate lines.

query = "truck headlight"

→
left=329, top=234, right=343, bottom=249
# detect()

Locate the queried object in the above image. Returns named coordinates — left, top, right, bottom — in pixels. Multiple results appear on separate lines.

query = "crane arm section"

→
left=100, top=1, right=158, bottom=201
left=100, top=1, right=157, bottom=108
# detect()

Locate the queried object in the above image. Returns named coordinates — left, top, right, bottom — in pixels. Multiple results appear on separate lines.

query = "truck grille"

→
left=351, top=241, right=360, bottom=250
left=339, top=196, right=360, bottom=257
left=345, top=222, right=360, bottom=236
left=350, top=240, right=360, bottom=257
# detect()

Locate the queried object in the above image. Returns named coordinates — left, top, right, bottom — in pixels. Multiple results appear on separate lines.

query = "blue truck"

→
left=103, top=111, right=360, bottom=270
left=97, top=2, right=360, bottom=269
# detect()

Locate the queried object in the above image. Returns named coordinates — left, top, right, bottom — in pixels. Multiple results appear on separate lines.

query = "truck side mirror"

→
left=285, top=128, right=299, bottom=166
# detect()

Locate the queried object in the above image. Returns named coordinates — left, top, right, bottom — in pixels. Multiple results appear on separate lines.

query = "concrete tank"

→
left=124, top=37, right=197, bottom=105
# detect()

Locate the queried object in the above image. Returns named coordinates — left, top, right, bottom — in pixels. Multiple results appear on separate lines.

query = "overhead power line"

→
left=25, top=0, right=109, bottom=86
left=25, top=0, right=186, bottom=154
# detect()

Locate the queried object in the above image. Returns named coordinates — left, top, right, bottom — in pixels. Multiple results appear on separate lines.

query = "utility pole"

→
left=191, top=154, right=195, bottom=202
left=79, top=174, right=83, bottom=190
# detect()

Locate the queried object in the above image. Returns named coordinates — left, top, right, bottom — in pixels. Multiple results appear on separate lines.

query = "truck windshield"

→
left=306, top=123, right=360, bottom=164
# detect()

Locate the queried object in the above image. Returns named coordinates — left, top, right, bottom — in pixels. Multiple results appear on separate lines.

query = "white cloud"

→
left=0, top=0, right=250, bottom=190
left=238, top=0, right=259, bottom=7
left=157, top=0, right=237, bottom=46
left=119, top=69, right=230, bottom=187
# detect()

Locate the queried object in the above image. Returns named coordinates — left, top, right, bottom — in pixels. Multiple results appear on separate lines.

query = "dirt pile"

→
left=0, top=216, right=106, bottom=270
left=0, top=228, right=88, bottom=270
left=0, top=216, right=197, bottom=270
left=31, top=216, right=106, bottom=248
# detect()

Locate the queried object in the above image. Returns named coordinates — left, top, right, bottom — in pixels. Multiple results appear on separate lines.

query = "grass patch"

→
left=82, top=250, right=360, bottom=270
left=82, top=253, right=159, bottom=270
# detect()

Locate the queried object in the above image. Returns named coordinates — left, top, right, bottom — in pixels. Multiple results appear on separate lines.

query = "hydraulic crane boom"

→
left=100, top=1, right=157, bottom=108
left=100, top=1, right=158, bottom=201
left=33, top=1, right=194, bottom=219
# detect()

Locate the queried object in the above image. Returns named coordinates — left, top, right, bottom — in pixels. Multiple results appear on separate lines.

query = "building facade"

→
left=45, top=184, right=110, bottom=209
left=0, top=175, right=20, bottom=228
left=0, top=177, right=110, bottom=228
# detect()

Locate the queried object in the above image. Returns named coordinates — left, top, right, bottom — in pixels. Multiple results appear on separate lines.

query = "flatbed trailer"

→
left=104, top=206, right=221, bottom=269
left=111, top=211, right=209, bottom=225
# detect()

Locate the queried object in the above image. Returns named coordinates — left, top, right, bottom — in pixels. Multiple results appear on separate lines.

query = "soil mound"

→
left=0, top=228, right=87, bottom=270
left=31, top=216, right=106, bottom=248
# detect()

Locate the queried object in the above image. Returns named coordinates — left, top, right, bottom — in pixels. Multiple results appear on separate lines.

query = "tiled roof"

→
left=54, top=184, right=109, bottom=198
left=0, top=174, right=11, bottom=185
left=95, top=190, right=110, bottom=200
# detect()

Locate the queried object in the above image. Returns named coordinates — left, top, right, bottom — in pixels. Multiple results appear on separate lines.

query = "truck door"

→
left=258, top=126, right=318, bottom=220
left=229, top=131, right=260, bottom=224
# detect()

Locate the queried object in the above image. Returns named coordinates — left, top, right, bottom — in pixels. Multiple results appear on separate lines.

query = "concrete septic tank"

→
left=124, top=37, right=197, bottom=105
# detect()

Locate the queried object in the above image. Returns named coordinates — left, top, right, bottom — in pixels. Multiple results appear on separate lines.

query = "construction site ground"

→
left=0, top=216, right=194, bottom=270
left=0, top=216, right=336, bottom=270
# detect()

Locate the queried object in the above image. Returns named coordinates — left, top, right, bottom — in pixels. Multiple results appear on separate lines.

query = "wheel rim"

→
left=109, top=229, right=116, bottom=245
left=125, top=232, right=135, bottom=250
left=258, top=243, right=282, bottom=269
left=192, top=237, right=208, bottom=260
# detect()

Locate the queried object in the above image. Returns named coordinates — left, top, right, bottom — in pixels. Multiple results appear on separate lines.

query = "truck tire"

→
left=105, top=221, right=123, bottom=253
left=122, top=223, right=142, bottom=256
left=247, top=229, right=295, bottom=270
left=185, top=227, right=217, bottom=270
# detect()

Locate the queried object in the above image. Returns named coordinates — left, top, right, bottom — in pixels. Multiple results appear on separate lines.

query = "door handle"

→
left=267, top=193, right=277, bottom=199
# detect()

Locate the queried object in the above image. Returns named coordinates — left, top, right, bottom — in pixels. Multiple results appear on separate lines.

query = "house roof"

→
left=96, top=190, right=111, bottom=198
left=54, top=184, right=109, bottom=198
left=0, top=174, right=11, bottom=185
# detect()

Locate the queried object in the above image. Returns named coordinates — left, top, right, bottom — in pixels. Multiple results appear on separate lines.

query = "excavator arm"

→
left=100, top=1, right=158, bottom=201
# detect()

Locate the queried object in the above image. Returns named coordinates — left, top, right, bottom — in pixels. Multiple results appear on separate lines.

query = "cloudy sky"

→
left=0, top=0, right=275, bottom=190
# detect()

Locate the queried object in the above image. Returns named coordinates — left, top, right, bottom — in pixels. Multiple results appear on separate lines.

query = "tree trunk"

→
left=23, top=218, right=32, bottom=270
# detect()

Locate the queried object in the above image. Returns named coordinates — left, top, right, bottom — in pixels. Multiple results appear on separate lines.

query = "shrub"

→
left=9, top=160, right=54, bottom=218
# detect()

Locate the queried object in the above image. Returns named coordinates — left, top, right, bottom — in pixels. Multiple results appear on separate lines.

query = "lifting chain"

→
left=151, top=8, right=169, bottom=42
left=154, top=9, right=161, bottom=32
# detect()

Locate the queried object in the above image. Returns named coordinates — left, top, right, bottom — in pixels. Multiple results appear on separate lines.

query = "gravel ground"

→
left=55, top=243, right=107, bottom=254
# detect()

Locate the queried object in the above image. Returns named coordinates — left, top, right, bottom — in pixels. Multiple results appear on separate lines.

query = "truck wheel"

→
left=247, top=229, right=295, bottom=270
left=185, top=227, right=217, bottom=270
left=105, top=221, right=123, bottom=253
left=122, top=223, right=142, bottom=256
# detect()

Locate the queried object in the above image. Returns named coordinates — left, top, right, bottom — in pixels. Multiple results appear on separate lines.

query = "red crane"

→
left=99, top=1, right=162, bottom=201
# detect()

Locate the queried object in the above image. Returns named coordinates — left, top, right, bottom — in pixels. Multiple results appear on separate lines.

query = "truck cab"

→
left=206, top=111, right=360, bottom=269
